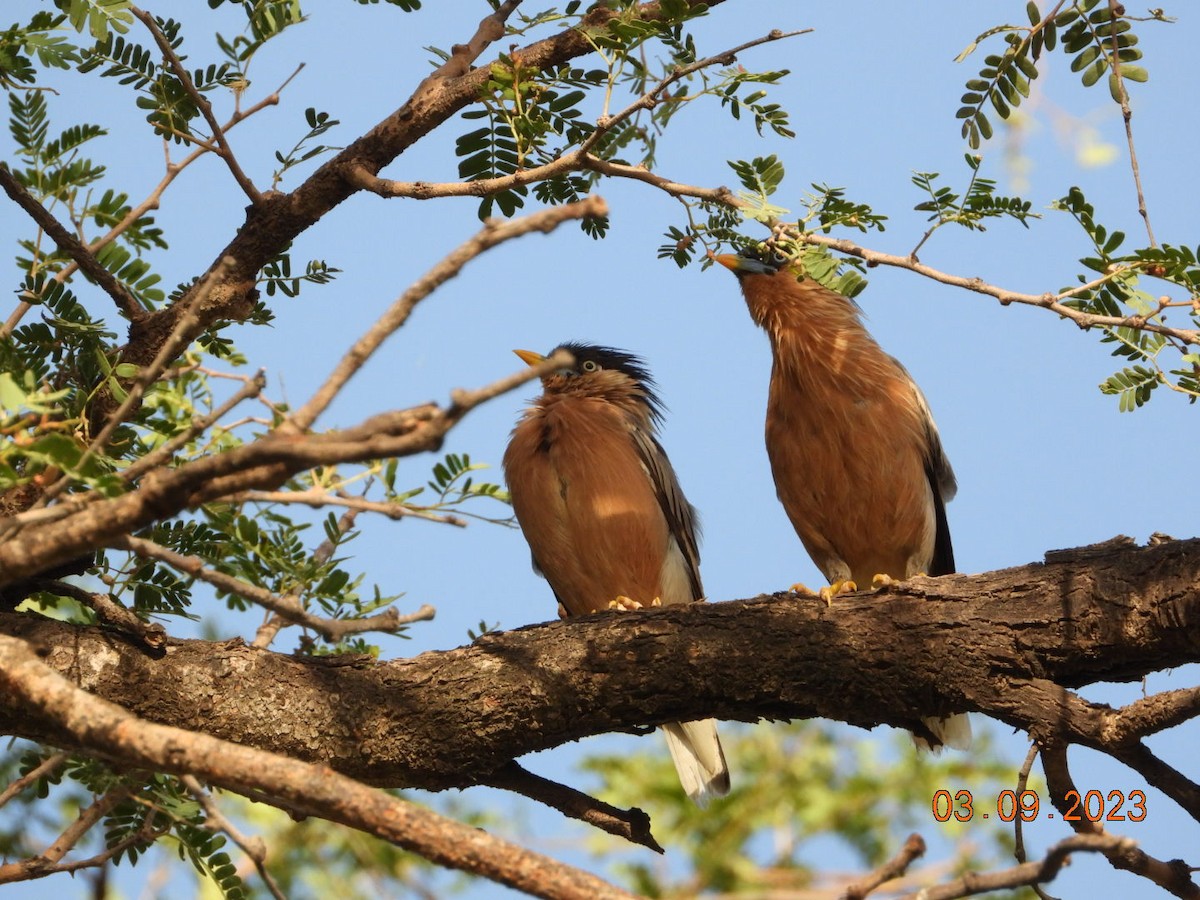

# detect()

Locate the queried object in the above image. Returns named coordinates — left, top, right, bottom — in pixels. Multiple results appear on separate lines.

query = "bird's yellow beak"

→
left=712, top=252, right=776, bottom=276
left=513, top=349, right=547, bottom=367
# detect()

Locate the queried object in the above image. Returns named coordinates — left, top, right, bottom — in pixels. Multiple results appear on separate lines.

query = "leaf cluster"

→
left=955, top=0, right=1155, bottom=149
left=1052, top=187, right=1200, bottom=409
left=911, top=153, right=1037, bottom=255
left=0, top=12, right=81, bottom=90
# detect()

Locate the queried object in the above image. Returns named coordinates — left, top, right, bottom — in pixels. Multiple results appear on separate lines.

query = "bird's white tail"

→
left=661, top=719, right=730, bottom=805
left=914, top=713, right=972, bottom=753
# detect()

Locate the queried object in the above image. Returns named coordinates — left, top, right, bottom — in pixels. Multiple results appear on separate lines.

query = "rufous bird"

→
left=503, top=342, right=730, bottom=803
left=714, top=252, right=969, bottom=751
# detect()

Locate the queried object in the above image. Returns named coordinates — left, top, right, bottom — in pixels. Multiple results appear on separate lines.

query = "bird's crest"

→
left=548, top=341, right=665, bottom=424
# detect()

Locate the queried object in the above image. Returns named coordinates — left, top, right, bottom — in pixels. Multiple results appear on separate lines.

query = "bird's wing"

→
left=911, top=382, right=957, bottom=503
left=628, top=426, right=704, bottom=601
left=911, top=380, right=957, bottom=576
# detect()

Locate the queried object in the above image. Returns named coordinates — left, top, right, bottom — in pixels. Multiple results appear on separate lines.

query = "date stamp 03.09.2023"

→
left=932, top=789, right=1148, bottom=824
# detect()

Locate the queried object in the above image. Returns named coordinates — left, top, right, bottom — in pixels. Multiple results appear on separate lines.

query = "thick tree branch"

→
left=1, top=538, right=1195, bottom=796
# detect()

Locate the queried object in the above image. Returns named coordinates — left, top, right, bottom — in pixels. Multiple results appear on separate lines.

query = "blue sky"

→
left=3, top=2, right=1198, bottom=897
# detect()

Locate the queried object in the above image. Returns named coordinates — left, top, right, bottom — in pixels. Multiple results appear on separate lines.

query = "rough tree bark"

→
left=3, top=536, right=1195, bottom=793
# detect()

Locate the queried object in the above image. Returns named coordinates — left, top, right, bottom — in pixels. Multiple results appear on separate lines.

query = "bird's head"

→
left=712, top=248, right=863, bottom=338
left=513, top=342, right=664, bottom=423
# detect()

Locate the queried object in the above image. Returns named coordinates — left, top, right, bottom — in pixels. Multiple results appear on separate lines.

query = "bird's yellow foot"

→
left=607, top=596, right=662, bottom=611
left=789, top=582, right=818, bottom=597
left=817, top=579, right=857, bottom=604
left=870, top=573, right=896, bottom=590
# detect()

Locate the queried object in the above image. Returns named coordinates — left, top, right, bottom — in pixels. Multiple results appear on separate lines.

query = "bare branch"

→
left=287, top=195, right=608, bottom=432
left=109, top=533, right=432, bottom=643
left=790, top=232, right=1200, bottom=346
left=43, top=580, right=166, bottom=653
left=898, top=833, right=1138, bottom=900
left=1042, top=743, right=1200, bottom=899
left=426, top=0, right=522, bottom=80
left=0, top=634, right=637, bottom=900
left=483, top=761, right=664, bottom=854
left=842, top=832, right=926, bottom=899
left=130, top=7, right=262, bottom=205
left=1117, top=686, right=1200, bottom=738
left=0, top=751, right=67, bottom=810
left=0, top=786, right=131, bottom=884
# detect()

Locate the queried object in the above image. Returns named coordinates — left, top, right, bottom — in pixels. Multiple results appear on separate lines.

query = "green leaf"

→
left=1081, top=57, right=1107, bottom=87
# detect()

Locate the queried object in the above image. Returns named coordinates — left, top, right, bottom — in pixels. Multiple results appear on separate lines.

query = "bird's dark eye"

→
left=580, top=360, right=600, bottom=373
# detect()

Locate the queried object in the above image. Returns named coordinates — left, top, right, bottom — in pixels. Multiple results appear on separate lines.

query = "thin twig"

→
left=109, top=533, right=433, bottom=643
left=1107, top=0, right=1156, bottom=247
left=181, top=776, right=286, bottom=900
left=120, top=369, right=267, bottom=483
left=0, top=752, right=68, bottom=810
left=790, top=232, right=1199, bottom=346
left=286, top=195, right=607, bottom=432
left=230, top=489, right=467, bottom=526
left=483, top=761, right=664, bottom=853
left=896, top=833, right=1137, bottom=900
left=842, top=832, right=926, bottom=899
left=0, top=787, right=132, bottom=883
left=1041, top=743, right=1200, bottom=899
left=131, top=7, right=262, bottom=205
left=1012, top=742, right=1057, bottom=900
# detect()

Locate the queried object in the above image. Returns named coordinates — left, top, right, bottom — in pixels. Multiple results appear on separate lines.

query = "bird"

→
left=714, top=251, right=970, bottom=751
left=503, top=341, right=730, bottom=803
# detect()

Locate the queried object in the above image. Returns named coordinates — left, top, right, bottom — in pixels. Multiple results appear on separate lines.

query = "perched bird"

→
left=503, top=342, right=730, bottom=803
left=714, top=252, right=969, bottom=751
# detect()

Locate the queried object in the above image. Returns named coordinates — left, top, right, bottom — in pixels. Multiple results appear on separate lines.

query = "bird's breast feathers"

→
left=505, top=396, right=677, bottom=613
